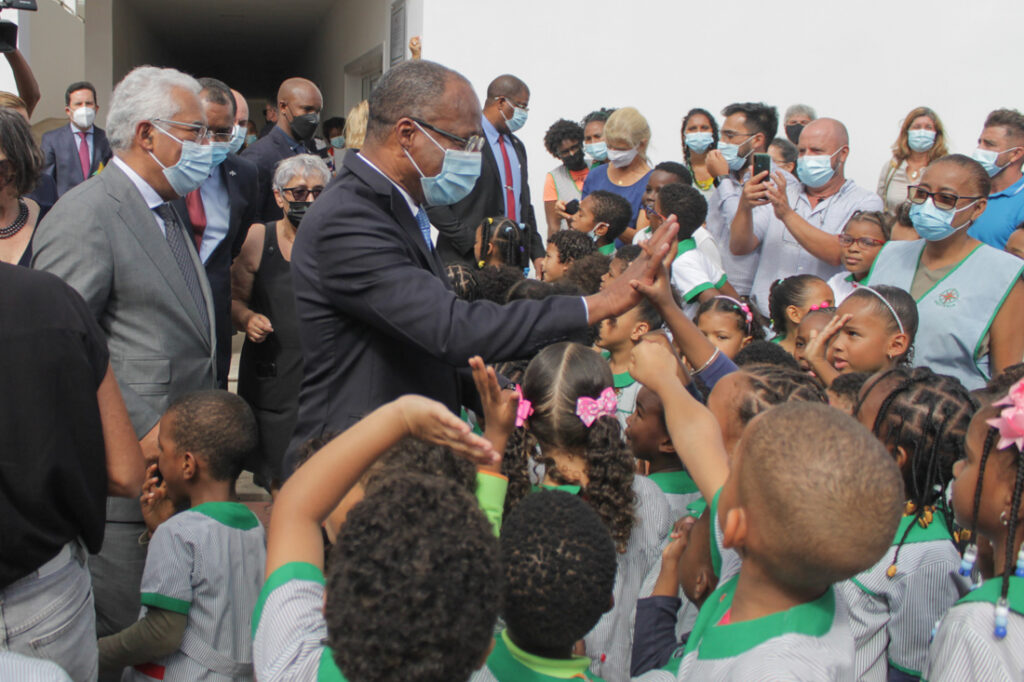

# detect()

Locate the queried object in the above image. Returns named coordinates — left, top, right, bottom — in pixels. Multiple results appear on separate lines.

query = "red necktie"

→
left=77, top=132, right=90, bottom=181
left=497, top=135, right=516, bottom=221
left=185, top=189, right=207, bottom=250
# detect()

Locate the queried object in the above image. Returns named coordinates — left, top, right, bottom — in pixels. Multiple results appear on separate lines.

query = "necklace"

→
left=0, top=199, right=28, bottom=239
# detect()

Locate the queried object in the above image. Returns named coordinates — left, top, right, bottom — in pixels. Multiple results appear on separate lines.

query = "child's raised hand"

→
left=394, top=394, right=500, bottom=466
left=630, top=258, right=676, bottom=314
left=630, top=336, right=684, bottom=393
left=140, top=463, right=174, bottom=535
left=805, top=313, right=851, bottom=385
left=469, top=356, right=517, bottom=447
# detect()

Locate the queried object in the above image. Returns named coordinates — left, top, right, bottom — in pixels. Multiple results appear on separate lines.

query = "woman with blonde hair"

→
left=877, top=106, right=949, bottom=211
left=343, top=100, right=369, bottom=151
left=580, top=106, right=652, bottom=243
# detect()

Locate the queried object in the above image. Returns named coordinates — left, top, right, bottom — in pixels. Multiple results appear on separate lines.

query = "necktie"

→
left=415, top=208, right=433, bottom=250
left=156, top=204, right=210, bottom=333
left=497, top=135, right=516, bottom=221
left=184, top=189, right=207, bottom=250
left=77, top=132, right=91, bottom=181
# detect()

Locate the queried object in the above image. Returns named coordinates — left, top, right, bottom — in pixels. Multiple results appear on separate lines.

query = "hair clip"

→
left=576, top=387, right=617, bottom=427
left=808, top=301, right=831, bottom=312
left=857, top=286, right=905, bottom=335
left=714, top=295, right=753, bottom=327
left=986, top=378, right=1024, bottom=452
left=514, top=385, right=533, bottom=428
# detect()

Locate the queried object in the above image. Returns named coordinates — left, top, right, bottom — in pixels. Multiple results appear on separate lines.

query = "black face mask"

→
left=290, top=112, right=320, bottom=141
left=286, top=200, right=312, bottom=227
left=785, top=123, right=805, bottom=145
left=564, top=150, right=587, bottom=171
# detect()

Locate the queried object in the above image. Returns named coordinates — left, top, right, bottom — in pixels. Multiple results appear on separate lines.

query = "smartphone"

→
left=753, top=153, right=772, bottom=178
left=564, top=199, right=580, bottom=215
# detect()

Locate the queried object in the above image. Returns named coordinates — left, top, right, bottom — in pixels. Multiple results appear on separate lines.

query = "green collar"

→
left=890, top=509, right=954, bottom=547
left=533, top=483, right=582, bottom=495
left=959, top=575, right=1024, bottom=616
left=192, top=501, right=260, bottom=530
left=486, top=630, right=598, bottom=680
left=676, top=238, right=696, bottom=259
left=649, top=471, right=699, bottom=495
left=709, top=488, right=723, bottom=578
left=319, top=648, right=348, bottom=681
left=685, top=575, right=836, bottom=660
left=600, top=350, right=635, bottom=389
left=252, top=562, right=324, bottom=638
left=845, top=273, right=856, bottom=283
left=598, top=243, right=616, bottom=255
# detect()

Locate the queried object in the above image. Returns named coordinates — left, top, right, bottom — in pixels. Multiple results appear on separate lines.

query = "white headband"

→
left=856, top=286, right=904, bottom=335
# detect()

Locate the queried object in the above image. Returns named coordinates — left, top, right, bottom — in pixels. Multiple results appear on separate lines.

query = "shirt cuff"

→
left=580, top=296, right=590, bottom=324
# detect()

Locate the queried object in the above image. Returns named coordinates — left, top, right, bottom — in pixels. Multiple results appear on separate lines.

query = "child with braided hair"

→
left=473, top=216, right=531, bottom=274
left=924, top=376, right=1024, bottom=681
left=836, top=367, right=976, bottom=682
left=498, top=341, right=672, bottom=682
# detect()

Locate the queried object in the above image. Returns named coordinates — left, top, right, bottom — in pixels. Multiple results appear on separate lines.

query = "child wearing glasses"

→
left=827, top=210, right=893, bottom=304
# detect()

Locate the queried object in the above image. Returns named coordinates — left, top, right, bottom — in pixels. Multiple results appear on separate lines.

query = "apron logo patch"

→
left=936, top=288, right=960, bottom=307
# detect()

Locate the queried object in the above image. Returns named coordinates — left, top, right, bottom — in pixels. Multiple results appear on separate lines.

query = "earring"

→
left=1001, top=510, right=1010, bottom=526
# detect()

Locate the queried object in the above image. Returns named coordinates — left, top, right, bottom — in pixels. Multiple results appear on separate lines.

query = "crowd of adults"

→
left=2, top=34, right=1024, bottom=681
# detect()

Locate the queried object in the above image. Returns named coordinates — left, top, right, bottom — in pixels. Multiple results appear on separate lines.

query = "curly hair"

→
left=582, top=108, right=615, bottom=128
left=653, top=161, right=692, bottom=185
left=733, top=340, right=801, bottom=371
left=166, top=390, right=257, bottom=481
left=363, top=438, right=478, bottom=494
left=565, top=252, right=610, bottom=295
left=656, top=183, right=707, bottom=240
left=326, top=472, right=501, bottom=682
left=549, top=229, right=596, bottom=263
left=501, top=490, right=617, bottom=652
left=502, top=343, right=636, bottom=552
left=475, top=265, right=525, bottom=304
left=735, top=363, right=829, bottom=426
left=543, top=118, right=584, bottom=157
left=445, top=263, right=478, bottom=301
left=587, top=190, right=633, bottom=243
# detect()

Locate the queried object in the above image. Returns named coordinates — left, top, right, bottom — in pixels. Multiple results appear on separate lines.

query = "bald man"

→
left=426, top=73, right=545, bottom=272
left=231, top=88, right=249, bottom=126
left=242, top=77, right=323, bottom=221
left=730, top=116, right=882, bottom=310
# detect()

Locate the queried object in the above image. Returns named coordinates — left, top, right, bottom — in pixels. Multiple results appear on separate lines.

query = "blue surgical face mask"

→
left=209, top=142, right=230, bottom=169
left=149, top=123, right=215, bottom=196
left=907, top=129, right=936, bottom=153
left=584, top=141, right=607, bottom=161
left=717, top=138, right=754, bottom=171
left=971, top=146, right=1021, bottom=178
left=909, top=197, right=980, bottom=241
left=797, top=148, right=843, bottom=188
left=227, top=124, right=246, bottom=154
left=245, top=134, right=258, bottom=146
left=406, top=121, right=482, bottom=206
left=502, top=101, right=528, bottom=133
left=685, top=132, right=714, bottom=154
left=330, top=135, right=346, bottom=149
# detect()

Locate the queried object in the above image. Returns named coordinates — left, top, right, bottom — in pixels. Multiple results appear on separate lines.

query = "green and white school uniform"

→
left=709, top=488, right=742, bottom=583
left=836, top=510, right=966, bottom=681
left=672, top=575, right=856, bottom=681
left=601, top=351, right=641, bottom=430
left=670, top=238, right=728, bottom=319
left=866, top=240, right=1024, bottom=390
left=252, top=562, right=347, bottom=682
left=923, top=576, right=1024, bottom=682
left=647, top=471, right=701, bottom=522
left=826, top=271, right=859, bottom=305
left=634, top=226, right=725, bottom=272
left=598, top=243, right=616, bottom=256
left=129, top=503, right=266, bottom=682
left=471, top=630, right=605, bottom=681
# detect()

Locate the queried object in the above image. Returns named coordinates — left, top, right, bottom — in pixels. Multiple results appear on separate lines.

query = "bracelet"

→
left=694, top=348, right=720, bottom=375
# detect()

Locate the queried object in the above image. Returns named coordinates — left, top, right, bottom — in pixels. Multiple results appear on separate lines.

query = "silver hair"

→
left=106, top=66, right=202, bottom=152
left=273, top=154, right=330, bottom=191
left=784, top=103, right=817, bottom=122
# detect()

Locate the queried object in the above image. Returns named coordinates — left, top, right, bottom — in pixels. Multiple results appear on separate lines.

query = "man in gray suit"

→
left=32, top=66, right=218, bottom=649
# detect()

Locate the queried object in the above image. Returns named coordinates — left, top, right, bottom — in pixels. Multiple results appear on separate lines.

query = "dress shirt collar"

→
left=112, top=155, right=164, bottom=210
left=357, top=152, right=420, bottom=218
left=69, top=122, right=94, bottom=136
left=482, top=115, right=505, bottom=145
left=992, top=173, right=1024, bottom=199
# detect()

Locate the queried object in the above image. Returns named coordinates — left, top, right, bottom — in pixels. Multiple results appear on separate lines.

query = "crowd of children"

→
left=48, top=151, right=1024, bottom=682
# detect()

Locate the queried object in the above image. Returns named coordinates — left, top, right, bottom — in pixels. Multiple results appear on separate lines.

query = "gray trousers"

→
left=90, top=518, right=147, bottom=682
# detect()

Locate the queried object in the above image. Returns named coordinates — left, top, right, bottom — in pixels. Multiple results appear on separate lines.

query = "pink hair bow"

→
left=576, top=387, right=618, bottom=427
left=514, top=385, right=533, bottom=428
left=987, top=378, right=1024, bottom=452
left=808, top=301, right=832, bottom=312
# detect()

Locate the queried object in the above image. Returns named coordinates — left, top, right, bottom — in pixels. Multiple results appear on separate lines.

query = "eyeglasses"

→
left=151, top=118, right=209, bottom=142
left=907, top=185, right=983, bottom=211
left=207, top=129, right=236, bottom=144
left=409, top=117, right=485, bottom=152
left=499, top=97, right=529, bottom=112
left=719, top=129, right=757, bottom=142
left=838, top=234, right=885, bottom=248
left=282, top=186, right=325, bottom=201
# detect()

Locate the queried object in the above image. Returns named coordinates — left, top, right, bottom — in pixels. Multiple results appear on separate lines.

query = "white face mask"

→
left=72, top=106, right=96, bottom=130
left=606, top=146, right=639, bottom=168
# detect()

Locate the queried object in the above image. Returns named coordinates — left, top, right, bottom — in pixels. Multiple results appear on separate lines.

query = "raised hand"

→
left=469, top=355, right=518, bottom=458
left=140, top=463, right=175, bottom=535
left=394, top=394, right=499, bottom=465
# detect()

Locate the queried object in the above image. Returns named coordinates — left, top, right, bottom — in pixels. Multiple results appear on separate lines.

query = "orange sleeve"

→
left=542, top=172, right=557, bottom=202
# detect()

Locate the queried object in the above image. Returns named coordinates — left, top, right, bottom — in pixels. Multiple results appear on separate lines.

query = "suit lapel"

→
left=103, top=164, right=212, bottom=347
left=222, top=160, right=244, bottom=242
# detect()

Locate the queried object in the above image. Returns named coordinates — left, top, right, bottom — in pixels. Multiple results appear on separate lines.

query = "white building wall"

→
left=424, top=0, right=1022, bottom=240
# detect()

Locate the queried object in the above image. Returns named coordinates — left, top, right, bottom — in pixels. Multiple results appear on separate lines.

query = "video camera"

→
left=0, top=0, right=37, bottom=54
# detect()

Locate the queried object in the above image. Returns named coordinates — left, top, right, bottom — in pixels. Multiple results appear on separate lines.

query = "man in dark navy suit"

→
left=242, top=78, right=322, bottom=222
left=40, top=82, right=113, bottom=198
left=175, top=78, right=259, bottom=388
left=284, top=59, right=677, bottom=476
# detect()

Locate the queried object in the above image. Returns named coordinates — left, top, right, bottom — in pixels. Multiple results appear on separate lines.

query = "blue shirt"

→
left=481, top=116, right=521, bottom=220
left=581, top=163, right=652, bottom=228
left=968, top=174, right=1024, bottom=249
left=198, top=166, right=230, bottom=264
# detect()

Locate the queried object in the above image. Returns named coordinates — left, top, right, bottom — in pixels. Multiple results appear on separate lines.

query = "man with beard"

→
left=242, top=77, right=323, bottom=221
left=542, top=118, right=590, bottom=238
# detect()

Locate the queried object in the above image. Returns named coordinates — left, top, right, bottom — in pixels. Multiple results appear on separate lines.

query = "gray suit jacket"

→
left=32, top=161, right=217, bottom=520
left=40, top=124, right=114, bottom=198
